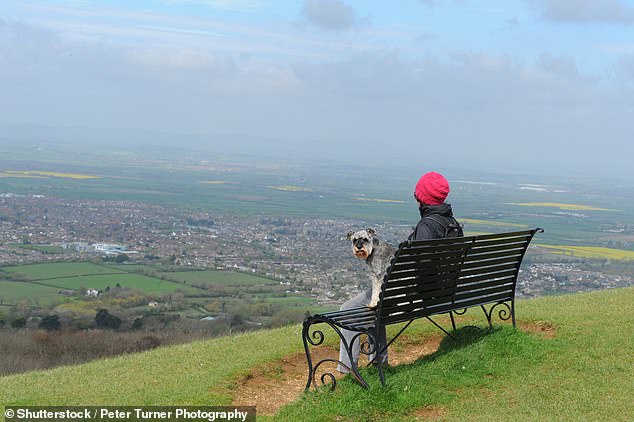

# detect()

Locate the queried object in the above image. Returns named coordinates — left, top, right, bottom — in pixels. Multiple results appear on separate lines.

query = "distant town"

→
left=1, top=193, right=632, bottom=305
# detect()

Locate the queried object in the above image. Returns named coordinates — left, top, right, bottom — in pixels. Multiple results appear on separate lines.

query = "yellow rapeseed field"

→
left=353, top=197, right=406, bottom=204
left=506, top=202, right=614, bottom=211
left=537, top=244, right=634, bottom=260
left=0, top=172, right=45, bottom=178
left=3, top=170, right=100, bottom=179
left=268, top=185, right=313, bottom=192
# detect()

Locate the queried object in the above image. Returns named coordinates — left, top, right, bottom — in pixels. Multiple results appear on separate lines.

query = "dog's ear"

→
left=366, top=228, right=375, bottom=237
left=346, top=231, right=354, bottom=240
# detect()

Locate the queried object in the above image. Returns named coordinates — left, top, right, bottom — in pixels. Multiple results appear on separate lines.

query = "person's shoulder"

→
left=411, top=218, right=435, bottom=240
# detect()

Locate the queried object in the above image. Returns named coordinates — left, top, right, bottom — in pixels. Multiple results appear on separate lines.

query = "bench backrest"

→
left=377, top=229, right=541, bottom=325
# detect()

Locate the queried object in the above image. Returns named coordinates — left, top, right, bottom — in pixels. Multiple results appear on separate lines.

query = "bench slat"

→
left=460, top=256, right=522, bottom=271
left=454, top=284, right=513, bottom=300
left=397, top=240, right=474, bottom=256
left=387, top=265, right=463, bottom=281
left=384, top=278, right=458, bottom=296
left=331, top=313, right=377, bottom=324
left=470, top=230, right=534, bottom=240
left=456, top=277, right=516, bottom=293
left=381, top=286, right=457, bottom=308
left=466, top=242, right=528, bottom=255
left=380, top=303, right=454, bottom=325
left=457, top=268, right=517, bottom=285
left=463, top=249, right=524, bottom=262
left=390, top=255, right=465, bottom=272
left=385, top=271, right=458, bottom=289
left=320, top=307, right=374, bottom=318
left=380, top=295, right=454, bottom=315
left=468, top=236, right=531, bottom=249
left=453, top=292, right=513, bottom=309
left=459, top=262, right=519, bottom=278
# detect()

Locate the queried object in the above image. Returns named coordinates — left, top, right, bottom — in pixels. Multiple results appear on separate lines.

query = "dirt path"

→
left=232, top=336, right=444, bottom=416
left=232, top=322, right=555, bottom=416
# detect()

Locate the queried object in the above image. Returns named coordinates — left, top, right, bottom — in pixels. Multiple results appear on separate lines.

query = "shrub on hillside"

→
left=39, top=315, right=61, bottom=331
left=94, top=309, right=122, bottom=330
left=10, top=317, right=26, bottom=329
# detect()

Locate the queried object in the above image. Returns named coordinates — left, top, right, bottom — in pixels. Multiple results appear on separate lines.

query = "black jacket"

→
left=408, top=203, right=460, bottom=241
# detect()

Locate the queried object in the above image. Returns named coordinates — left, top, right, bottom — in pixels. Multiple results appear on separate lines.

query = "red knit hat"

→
left=415, top=172, right=450, bottom=205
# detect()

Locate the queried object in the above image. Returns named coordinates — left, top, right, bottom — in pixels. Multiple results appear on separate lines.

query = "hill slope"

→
left=1, top=288, right=633, bottom=421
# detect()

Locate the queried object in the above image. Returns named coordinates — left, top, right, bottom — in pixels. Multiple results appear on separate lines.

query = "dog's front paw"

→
left=367, top=300, right=379, bottom=309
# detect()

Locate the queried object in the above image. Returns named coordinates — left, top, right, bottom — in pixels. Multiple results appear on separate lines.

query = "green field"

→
left=3, top=262, right=124, bottom=280
left=1, top=143, right=633, bottom=246
left=0, top=281, right=61, bottom=305
left=34, top=274, right=205, bottom=295
left=0, top=262, right=316, bottom=315
left=158, top=270, right=277, bottom=286
left=0, top=288, right=631, bottom=421
left=264, top=296, right=316, bottom=304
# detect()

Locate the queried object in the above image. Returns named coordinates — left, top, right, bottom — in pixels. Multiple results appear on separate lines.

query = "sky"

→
left=1, top=0, right=633, bottom=177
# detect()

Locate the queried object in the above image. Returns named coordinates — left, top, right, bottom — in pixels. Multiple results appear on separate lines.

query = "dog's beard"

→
left=354, top=248, right=369, bottom=259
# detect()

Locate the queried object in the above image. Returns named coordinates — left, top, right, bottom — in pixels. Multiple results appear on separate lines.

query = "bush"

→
left=39, top=315, right=61, bottom=331
left=131, top=318, right=143, bottom=330
left=10, top=317, right=27, bottom=329
left=94, top=309, right=122, bottom=330
left=134, top=335, right=161, bottom=351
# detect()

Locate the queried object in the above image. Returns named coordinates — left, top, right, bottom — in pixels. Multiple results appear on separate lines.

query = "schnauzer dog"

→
left=347, top=228, right=397, bottom=308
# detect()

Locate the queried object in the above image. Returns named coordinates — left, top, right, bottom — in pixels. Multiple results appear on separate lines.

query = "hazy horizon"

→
left=1, top=1, right=634, bottom=178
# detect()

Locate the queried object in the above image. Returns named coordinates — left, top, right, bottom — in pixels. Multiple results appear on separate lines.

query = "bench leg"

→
left=426, top=316, right=456, bottom=340
left=376, top=360, right=386, bottom=386
left=302, top=317, right=370, bottom=390
left=480, top=305, right=493, bottom=329
left=480, top=302, right=514, bottom=328
left=373, top=326, right=386, bottom=386
left=367, top=320, right=412, bottom=367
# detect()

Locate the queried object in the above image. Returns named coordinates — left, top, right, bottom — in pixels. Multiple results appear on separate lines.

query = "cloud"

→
left=1, top=15, right=633, bottom=175
left=528, top=0, right=634, bottom=25
left=165, top=0, right=264, bottom=12
left=302, top=0, right=356, bottom=31
left=504, top=17, right=520, bottom=30
left=417, top=0, right=468, bottom=6
left=616, top=55, right=634, bottom=85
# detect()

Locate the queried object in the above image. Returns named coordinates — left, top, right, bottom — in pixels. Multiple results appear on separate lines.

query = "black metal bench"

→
left=302, top=228, right=543, bottom=390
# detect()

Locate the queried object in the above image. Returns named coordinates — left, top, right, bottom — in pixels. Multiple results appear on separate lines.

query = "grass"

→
left=1, top=287, right=632, bottom=421
left=0, top=281, right=61, bottom=305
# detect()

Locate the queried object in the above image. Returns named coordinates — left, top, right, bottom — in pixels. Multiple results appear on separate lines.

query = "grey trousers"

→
left=337, top=288, right=388, bottom=373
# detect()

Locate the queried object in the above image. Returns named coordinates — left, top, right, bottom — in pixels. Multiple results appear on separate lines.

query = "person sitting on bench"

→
left=337, top=171, right=463, bottom=374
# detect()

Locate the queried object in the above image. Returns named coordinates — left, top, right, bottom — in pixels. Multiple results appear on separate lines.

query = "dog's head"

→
left=346, top=228, right=378, bottom=260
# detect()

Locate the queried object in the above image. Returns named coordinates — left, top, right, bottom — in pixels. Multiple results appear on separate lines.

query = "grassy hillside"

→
left=1, top=288, right=633, bottom=421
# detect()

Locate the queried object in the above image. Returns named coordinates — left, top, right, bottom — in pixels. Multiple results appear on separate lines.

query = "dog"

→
left=347, top=228, right=397, bottom=308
